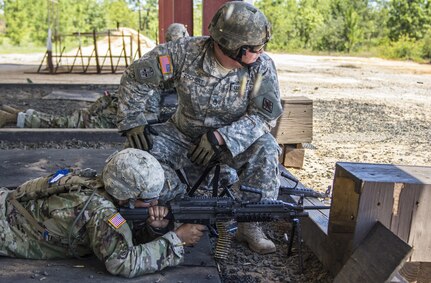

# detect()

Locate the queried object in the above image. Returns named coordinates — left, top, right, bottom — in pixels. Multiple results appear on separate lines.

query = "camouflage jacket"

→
left=117, top=36, right=282, bottom=157
left=0, top=174, right=184, bottom=278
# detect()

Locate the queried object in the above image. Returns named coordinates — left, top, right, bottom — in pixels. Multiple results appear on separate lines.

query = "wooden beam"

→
left=334, top=222, right=412, bottom=283
left=0, top=128, right=124, bottom=143
left=158, top=0, right=175, bottom=43
left=173, top=0, right=193, bottom=36
left=271, top=96, right=313, bottom=144
left=281, top=144, right=305, bottom=169
left=202, top=0, right=228, bottom=35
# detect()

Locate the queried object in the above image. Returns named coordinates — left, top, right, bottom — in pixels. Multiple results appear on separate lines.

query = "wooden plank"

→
left=300, top=197, right=334, bottom=273
left=352, top=182, right=395, bottom=250
left=328, top=176, right=359, bottom=234
left=0, top=128, right=125, bottom=143
left=336, top=162, right=431, bottom=184
left=0, top=232, right=221, bottom=283
left=271, top=96, right=313, bottom=144
left=399, top=262, right=431, bottom=282
left=334, top=222, right=412, bottom=283
left=42, top=89, right=102, bottom=102
left=407, top=184, right=431, bottom=262
left=282, top=144, right=304, bottom=168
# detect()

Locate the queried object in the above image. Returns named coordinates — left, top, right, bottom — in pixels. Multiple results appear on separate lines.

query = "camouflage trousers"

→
left=149, top=121, right=280, bottom=202
left=0, top=188, right=21, bottom=257
left=18, top=96, right=117, bottom=128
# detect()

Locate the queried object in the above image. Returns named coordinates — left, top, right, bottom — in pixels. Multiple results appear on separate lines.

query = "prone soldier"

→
left=0, top=148, right=206, bottom=278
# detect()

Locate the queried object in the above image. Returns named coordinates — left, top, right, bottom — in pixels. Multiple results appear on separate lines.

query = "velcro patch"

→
left=48, top=169, right=70, bottom=184
left=138, top=67, right=155, bottom=79
left=262, top=97, right=273, bottom=113
left=159, top=55, right=172, bottom=75
left=108, top=213, right=126, bottom=229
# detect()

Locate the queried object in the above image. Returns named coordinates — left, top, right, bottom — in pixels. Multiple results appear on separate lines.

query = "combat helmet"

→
left=102, top=148, right=165, bottom=201
left=208, top=1, right=271, bottom=58
left=165, top=23, right=189, bottom=42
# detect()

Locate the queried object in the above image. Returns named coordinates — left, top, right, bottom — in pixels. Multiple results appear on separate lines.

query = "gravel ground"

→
left=1, top=52, right=431, bottom=282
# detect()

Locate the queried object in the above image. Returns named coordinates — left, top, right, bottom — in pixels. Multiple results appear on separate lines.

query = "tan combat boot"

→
left=0, top=110, right=17, bottom=127
left=236, top=222, right=276, bottom=254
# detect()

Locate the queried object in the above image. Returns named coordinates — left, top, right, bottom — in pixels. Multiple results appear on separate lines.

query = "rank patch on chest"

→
left=159, top=55, right=172, bottom=75
left=108, top=213, right=126, bottom=229
left=262, top=97, right=273, bottom=113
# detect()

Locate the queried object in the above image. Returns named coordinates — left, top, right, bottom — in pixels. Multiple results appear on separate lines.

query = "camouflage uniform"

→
left=0, top=169, right=184, bottom=278
left=16, top=90, right=176, bottom=128
left=117, top=36, right=282, bottom=201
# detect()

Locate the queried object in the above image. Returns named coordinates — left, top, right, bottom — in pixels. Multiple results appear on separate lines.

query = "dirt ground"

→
left=1, top=52, right=431, bottom=282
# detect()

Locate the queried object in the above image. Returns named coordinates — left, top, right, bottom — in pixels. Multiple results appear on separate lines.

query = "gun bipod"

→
left=286, top=218, right=304, bottom=273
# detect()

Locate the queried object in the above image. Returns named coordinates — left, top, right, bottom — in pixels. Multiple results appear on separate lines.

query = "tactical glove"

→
left=190, top=131, right=220, bottom=166
left=125, top=125, right=158, bottom=151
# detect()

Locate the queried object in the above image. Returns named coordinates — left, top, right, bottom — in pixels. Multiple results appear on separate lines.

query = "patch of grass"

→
left=0, top=45, right=46, bottom=54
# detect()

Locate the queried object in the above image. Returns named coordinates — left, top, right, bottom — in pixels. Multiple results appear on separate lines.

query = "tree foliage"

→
left=1, top=0, right=431, bottom=61
left=387, top=0, right=431, bottom=41
left=2, top=0, right=158, bottom=46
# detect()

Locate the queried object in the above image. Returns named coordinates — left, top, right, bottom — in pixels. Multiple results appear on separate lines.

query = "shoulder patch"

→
left=159, top=55, right=172, bottom=75
left=134, top=59, right=162, bottom=85
left=108, top=213, right=126, bottom=229
left=138, top=66, right=155, bottom=79
left=253, top=94, right=283, bottom=120
left=262, top=97, right=274, bottom=113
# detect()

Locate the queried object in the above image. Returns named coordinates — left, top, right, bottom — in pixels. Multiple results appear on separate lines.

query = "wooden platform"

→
left=0, top=233, right=220, bottom=283
left=301, top=162, right=431, bottom=282
left=0, top=128, right=124, bottom=143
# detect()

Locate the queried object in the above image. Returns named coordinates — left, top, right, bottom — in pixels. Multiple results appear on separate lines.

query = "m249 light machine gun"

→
left=120, top=196, right=329, bottom=271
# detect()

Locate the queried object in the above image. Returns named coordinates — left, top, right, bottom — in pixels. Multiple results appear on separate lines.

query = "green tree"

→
left=388, top=0, right=431, bottom=40
left=103, top=0, right=137, bottom=30
left=256, top=0, right=299, bottom=51
left=295, top=0, right=325, bottom=48
left=344, top=7, right=362, bottom=52
left=3, top=0, right=32, bottom=45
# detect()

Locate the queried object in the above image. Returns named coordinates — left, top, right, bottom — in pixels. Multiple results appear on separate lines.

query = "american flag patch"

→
left=108, top=213, right=126, bottom=229
left=159, top=55, right=172, bottom=75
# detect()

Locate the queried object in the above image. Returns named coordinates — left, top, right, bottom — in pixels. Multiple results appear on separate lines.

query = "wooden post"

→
left=158, top=0, right=174, bottom=43
left=173, top=0, right=193, bottom=36
left=92, top=29, right=101, bottom=74
left=202, top=0, right=228, bottom=35
left=108, top=31, right=114, bottom=73
left=334, top=222, right=412, bottom=283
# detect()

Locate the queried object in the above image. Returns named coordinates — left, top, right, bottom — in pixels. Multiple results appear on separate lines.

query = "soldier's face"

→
left=241, top=49, right=262, bottom=64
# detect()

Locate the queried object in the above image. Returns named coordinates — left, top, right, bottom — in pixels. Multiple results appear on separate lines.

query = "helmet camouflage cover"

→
left=165, top=23, right=189, bottom=42
left=102, top=148, right=165, bottom=201
left=208, top=1, right=271, bottom=51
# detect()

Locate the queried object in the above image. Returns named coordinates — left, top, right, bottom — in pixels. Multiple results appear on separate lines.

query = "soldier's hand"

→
left=174, top=224, right=206, bottom=246
left=146, top=206, right=170, bottom=229
left=189, top=131, right=220, bottom=166
left=125, top=125, right=158, bottom=151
